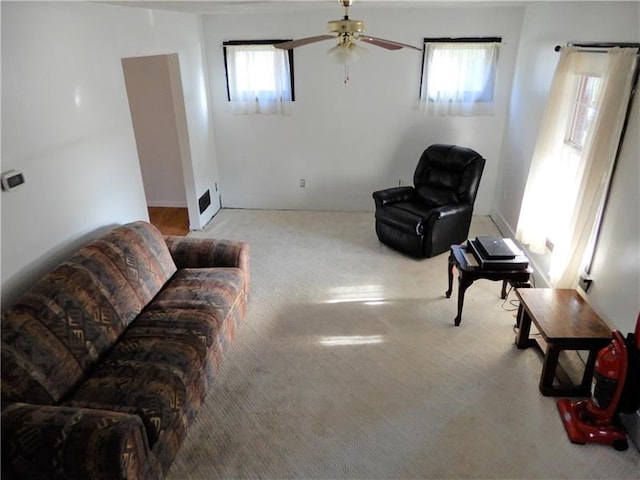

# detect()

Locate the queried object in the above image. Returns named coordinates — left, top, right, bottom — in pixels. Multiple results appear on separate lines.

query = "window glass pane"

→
left=567, top=75, right=601, bottom=149
left=235, top=50, right=279, bottom=94
left=426, top=44, right=494, bottom=101
left=548, top=74, right=602, bottom=248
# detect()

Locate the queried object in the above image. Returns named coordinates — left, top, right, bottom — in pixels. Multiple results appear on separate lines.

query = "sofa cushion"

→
left=64, top=267, right=247, bottom=473
left=148, top=267, right=247, bottom=368
left=1, top=222, right=177, bottom=405
left=64, top=335, right=203, bottom=472
left=86, top=221, right=177, bottom=309
left=149, top=267, right=246, bottom=315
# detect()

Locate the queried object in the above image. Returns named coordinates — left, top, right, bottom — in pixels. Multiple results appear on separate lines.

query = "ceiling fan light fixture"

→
left=273, top=0, right=421, bottom=76
left=327, top=40, right=368, bottom=65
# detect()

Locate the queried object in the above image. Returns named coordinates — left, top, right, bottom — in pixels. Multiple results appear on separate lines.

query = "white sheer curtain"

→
left=226, top=44, right=292, bottom=115
left=516, top=47, right=638, bottom=287
left=419, top=42, right=500, bottom=116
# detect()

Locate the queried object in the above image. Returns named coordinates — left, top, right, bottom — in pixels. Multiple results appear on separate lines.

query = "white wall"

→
left=492, top=1, right=640, bottom=332
left=202, top=5, right=525, bottom=213
left=1, top=1, right=219, bottom=308
left=588, top=101, right=640, bottom=333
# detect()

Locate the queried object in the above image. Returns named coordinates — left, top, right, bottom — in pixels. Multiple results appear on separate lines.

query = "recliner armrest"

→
left=430, top=203, right=472, bottom=219
left=372, top=186, right=415, bottom=207
left=1, top=402, right=161, bottom=480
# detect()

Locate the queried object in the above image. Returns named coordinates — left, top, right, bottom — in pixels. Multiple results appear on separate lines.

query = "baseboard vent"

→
left=199, top=190, right=211, bottom=214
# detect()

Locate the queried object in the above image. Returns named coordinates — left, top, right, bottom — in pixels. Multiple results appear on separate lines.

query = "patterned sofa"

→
left=1, top=221, right=250, bottom=479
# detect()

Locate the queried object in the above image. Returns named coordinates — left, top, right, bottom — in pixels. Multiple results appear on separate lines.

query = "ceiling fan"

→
left=274, top=0, right=421, bottom=66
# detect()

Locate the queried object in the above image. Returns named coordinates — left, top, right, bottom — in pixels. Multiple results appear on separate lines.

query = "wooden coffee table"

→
left=446, top=244, right=532, bottom=326
left=515, top=288, right=612, bottom=396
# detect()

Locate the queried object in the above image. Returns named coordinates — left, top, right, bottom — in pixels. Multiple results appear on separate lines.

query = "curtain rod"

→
left=424, top=37, right=502, bottom=43
left=554, top=42, right=640, bottom=52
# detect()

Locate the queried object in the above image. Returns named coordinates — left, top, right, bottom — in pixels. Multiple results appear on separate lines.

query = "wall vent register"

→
left=199, top=189, right=211, bottom=214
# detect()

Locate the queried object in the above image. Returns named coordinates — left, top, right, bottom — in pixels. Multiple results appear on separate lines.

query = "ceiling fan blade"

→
left=358, top=35, right=422, bottom=51
left=274, top=35, right=335, bottom=50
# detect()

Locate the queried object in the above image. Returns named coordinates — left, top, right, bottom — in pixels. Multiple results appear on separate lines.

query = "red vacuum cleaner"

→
left=557, top=313, right=640, bottom=451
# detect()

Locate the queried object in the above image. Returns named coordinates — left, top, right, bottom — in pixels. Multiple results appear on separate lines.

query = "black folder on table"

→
left=468, top=237, right=529, bottom=270
left=475, top=236, right=516, bottom=259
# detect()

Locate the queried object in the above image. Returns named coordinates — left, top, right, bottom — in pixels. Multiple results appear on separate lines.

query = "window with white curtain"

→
left=546, top=73, right=602, bottom=252
left=419, top=38, right=501, bottom=116
left=516, top=46, right=638, bottom=288
left=223, top=41, right=294, bottom=115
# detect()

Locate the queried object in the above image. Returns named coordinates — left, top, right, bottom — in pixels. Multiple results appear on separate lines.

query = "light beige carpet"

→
left=167, top=209, right=639, bottom=479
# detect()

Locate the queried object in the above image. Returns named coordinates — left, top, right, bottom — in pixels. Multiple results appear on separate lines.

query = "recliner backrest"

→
left=413, top=144, right=485, bottom=207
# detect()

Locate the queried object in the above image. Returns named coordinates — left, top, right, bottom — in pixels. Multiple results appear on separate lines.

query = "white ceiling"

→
left=106, top=0, right=536, bottom=15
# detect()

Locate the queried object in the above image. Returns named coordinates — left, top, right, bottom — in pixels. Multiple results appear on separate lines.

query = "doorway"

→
left=122, top=53, right=192, bottom=233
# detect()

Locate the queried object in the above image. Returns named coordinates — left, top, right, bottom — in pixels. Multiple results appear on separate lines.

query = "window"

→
left=544, top=74, right=603, bottom=252
left=419, top=37, right=501, bottom=116
left=566, top=75, right=602, bottom=149
left=223, top=40, right=294, bottom=115
left=516, top=46, right=638, bottom=287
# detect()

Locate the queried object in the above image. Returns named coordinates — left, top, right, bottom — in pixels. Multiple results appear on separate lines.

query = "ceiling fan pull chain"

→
left=344, top=64, right=350, bottom=84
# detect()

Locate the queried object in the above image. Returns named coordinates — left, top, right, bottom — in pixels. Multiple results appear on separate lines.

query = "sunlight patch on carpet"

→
left=318, top=335, right=385, bottom=346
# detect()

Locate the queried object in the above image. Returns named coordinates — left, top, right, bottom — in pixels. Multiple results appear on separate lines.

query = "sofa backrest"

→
left=1, top=221, right=177, bottom=405
left=414, top=144, right=486, bottom=207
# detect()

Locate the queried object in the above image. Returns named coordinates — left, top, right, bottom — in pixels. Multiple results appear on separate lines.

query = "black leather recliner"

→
left=373, top=144, right=486, bottom=258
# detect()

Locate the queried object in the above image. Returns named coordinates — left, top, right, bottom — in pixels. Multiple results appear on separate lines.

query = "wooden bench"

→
left=515, top=288, right=612, bottom=397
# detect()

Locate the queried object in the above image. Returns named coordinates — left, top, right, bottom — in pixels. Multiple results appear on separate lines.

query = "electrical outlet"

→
left=299, top=178, right=306, bottom=188
left=398, top=179, right=405, bottom=186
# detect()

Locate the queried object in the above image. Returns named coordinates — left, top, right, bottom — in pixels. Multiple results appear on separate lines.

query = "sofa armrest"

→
left=372, top=186, right=415, bottom=207
left=2, top=402, right=161, bottom=480
left=165, top=236, right=250, bottom=274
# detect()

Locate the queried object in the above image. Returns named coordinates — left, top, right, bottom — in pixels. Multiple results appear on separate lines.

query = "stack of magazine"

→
left=467, top=236, right=529, bottom=270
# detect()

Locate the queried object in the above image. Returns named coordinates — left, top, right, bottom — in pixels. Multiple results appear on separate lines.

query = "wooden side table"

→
left=515, top=288, right=612, bottom=397
left=446, top=244, right=532, bottom=326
